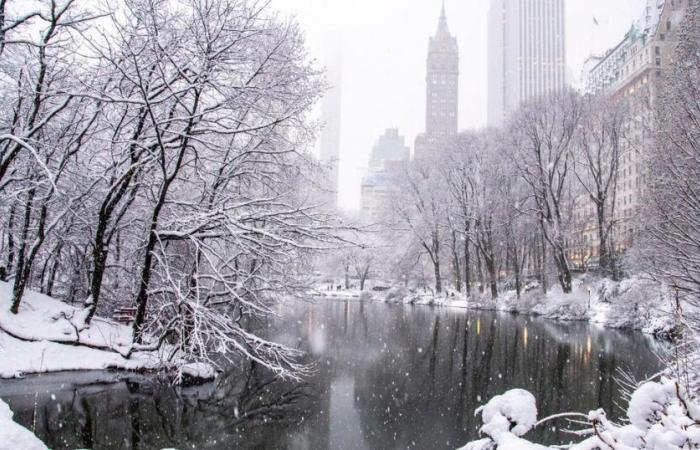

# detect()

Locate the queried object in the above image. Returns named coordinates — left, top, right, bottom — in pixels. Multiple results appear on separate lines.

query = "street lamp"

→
left=588, top=287, right=592, bottom=310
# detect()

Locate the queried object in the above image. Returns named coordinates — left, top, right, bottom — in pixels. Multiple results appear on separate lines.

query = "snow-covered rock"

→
left=0, top=399, right=48, bottom=450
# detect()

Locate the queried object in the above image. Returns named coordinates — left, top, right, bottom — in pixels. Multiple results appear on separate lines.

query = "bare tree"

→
left=393, top=160, right=447, bottom=294
left=511, top=91, right=582, bottom=294
left=644, top=0, right=700, bottom=310
left=573, top=95, right=627, bottom=278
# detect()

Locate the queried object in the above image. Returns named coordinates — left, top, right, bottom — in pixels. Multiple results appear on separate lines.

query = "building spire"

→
left=437, top=0, right=449, bottom=35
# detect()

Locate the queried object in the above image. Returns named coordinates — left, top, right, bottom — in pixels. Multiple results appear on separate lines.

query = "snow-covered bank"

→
left=320, top=276, right=681, bottom=337
left=459, top=377, right=700, bottom=449
left=0, top=399, right=48, bottom=450
left=0, top=281, right=213, bottom=381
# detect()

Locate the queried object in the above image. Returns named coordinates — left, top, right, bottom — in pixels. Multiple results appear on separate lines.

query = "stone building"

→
left=568, top=0, right=688, bottom=268
left=414, top=4, right=459, bottom=160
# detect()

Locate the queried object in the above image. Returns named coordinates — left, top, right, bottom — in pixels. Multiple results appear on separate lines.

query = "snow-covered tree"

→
left=510, top=91, right=582, bottom=294
left=0, top=0, right=338, bottom=379
left=573, top=95, right=628, bottom=278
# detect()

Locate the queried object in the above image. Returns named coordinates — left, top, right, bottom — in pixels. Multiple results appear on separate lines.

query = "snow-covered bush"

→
left=460, top=378, right=700, bottom=449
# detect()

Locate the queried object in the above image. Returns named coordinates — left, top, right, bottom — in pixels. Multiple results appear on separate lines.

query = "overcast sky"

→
left=275, top=0, right=648, bottom=211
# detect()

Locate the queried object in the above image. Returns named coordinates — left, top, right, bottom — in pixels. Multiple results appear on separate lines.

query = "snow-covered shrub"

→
left=460, top=378, right=700, bottom=449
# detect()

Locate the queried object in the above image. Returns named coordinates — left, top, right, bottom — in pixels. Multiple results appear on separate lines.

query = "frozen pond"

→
left=0, top=300, right=665, bottom=449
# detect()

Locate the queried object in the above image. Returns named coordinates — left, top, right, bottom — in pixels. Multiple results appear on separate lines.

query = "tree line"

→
left=0, top=0, right=338, bottom=376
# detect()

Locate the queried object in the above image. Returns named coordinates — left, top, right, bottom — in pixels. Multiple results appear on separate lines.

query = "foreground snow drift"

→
left=0, top=399, right=48, bottom=450
left=460, top=378, right=700, bottom=449
left=0, top=281, right=211, bottom=380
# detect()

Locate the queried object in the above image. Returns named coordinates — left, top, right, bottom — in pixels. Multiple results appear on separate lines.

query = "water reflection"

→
left=0, top=301, right=663, bottom=449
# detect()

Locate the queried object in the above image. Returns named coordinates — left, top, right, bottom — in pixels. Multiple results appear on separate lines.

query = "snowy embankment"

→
left=459, top=377, right=700, bottom=449
left=0, top=399, right=48, bottom=450
left=0, top=281, right=213, bottom=381
left=371, top=276, right=681, bottom=337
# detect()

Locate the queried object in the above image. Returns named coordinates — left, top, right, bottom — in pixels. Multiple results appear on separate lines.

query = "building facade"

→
left=414, top=4, right=459, bottom=160
left=569, top=0, right=688, bottom=268
left=361, top=129, right=410, bottom=222
left=487, top=0, right=567, bottom=127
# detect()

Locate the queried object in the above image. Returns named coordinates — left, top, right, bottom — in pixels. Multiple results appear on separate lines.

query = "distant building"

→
left=569, top=0, right=688, bottom=268
left=414, top=3, right=459, bottom=160
left=361, top=129, right=410, bottom=222
left=318, top=38, right=343, bottom=210
left=369, top=128, right=410, bottom=170
left=487, top=0, right=567, bottom=127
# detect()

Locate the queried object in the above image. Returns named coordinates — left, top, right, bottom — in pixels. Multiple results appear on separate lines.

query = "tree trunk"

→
left=476, top=248, right=484, bottom=294
left=596, top=201, right=610, bottom=276
left=553, top=246, right=573, bottom=294
left=513, top=245, right=522, bottom=299
left=485, top=256, right=498, bottom=300
left=10, top=189, right=35, bottom=314
left=1, top=204, right=16, bottom=281
left=451, top=231, right=462, bottom=292
left=540, top=226, right=548, bottom=294
left=464, top=236, right=471, bottom=297
left=87, top=218, right=109, bottom=324
left=433, top=231, right=442, bottom=294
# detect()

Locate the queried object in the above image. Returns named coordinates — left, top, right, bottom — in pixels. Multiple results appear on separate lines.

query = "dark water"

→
left=0, top=300, right=664, bottom=450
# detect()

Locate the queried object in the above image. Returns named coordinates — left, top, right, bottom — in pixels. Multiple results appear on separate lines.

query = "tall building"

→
left=319, top=39, right=343, bottom=210
left=487, top=0, right=567, bottom=127
left=361, top=129, right=410, bottom=222
left=414, top=3, right=459, bottom=160
left=569, top=0, right=688, bottom=268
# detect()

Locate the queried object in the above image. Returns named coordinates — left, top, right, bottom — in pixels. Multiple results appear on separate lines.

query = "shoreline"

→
left=311, top=275, right=681, bottom=339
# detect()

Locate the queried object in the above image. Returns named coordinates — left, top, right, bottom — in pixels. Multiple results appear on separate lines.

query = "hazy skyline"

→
left=277, top=0, right=648, bottom=210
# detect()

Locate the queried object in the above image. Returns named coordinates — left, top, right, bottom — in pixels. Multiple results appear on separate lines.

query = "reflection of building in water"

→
left=360, top=128, right=410, bottom=222
left=568, top=0, right=688, bottom=268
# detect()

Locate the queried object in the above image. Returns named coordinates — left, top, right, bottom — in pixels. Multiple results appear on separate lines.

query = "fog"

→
left=275, top=0, right=648, bottom=210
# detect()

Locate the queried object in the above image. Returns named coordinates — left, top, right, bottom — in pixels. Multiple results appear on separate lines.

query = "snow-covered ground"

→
left=459, top=377, right=700, bottom=449
left=316, top=276, right=682, bottom=337
left=0, top=399, right=48, bottom=450
left=0, top=281, right=211, bottom=380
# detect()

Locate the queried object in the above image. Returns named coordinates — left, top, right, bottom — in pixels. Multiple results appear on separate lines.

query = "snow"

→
left=0, top=281, right=134, bottom=352
left=460, top=378, right=700, bottom=449
left=373, top=275, right=681, bottom=337
left=0, top=399, right=48, bottom=450
left=476, top=389, right=538, bottom=438
left=0, top=330, right=161, bottom=379
left=458, top=390, right=548, bottom=450
left=180, top=362, right=216, bottom=381
left=0, top=281, right=213, bottom=381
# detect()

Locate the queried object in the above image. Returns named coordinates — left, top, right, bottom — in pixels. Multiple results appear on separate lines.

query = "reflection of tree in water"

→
left=1, top=303, right=665, bottom=450
left=3, top=361, right=322, bottom=450
left=352, top=310, right=662, bottom=449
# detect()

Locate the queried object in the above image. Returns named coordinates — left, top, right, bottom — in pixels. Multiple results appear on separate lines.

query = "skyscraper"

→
left=318, top=37, right=343, bottom=210
left=414, top=3, right=459, bottom=160
left=487, top=0, right=567, bottom=127
left=361, top=129, right=410, bottom=222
